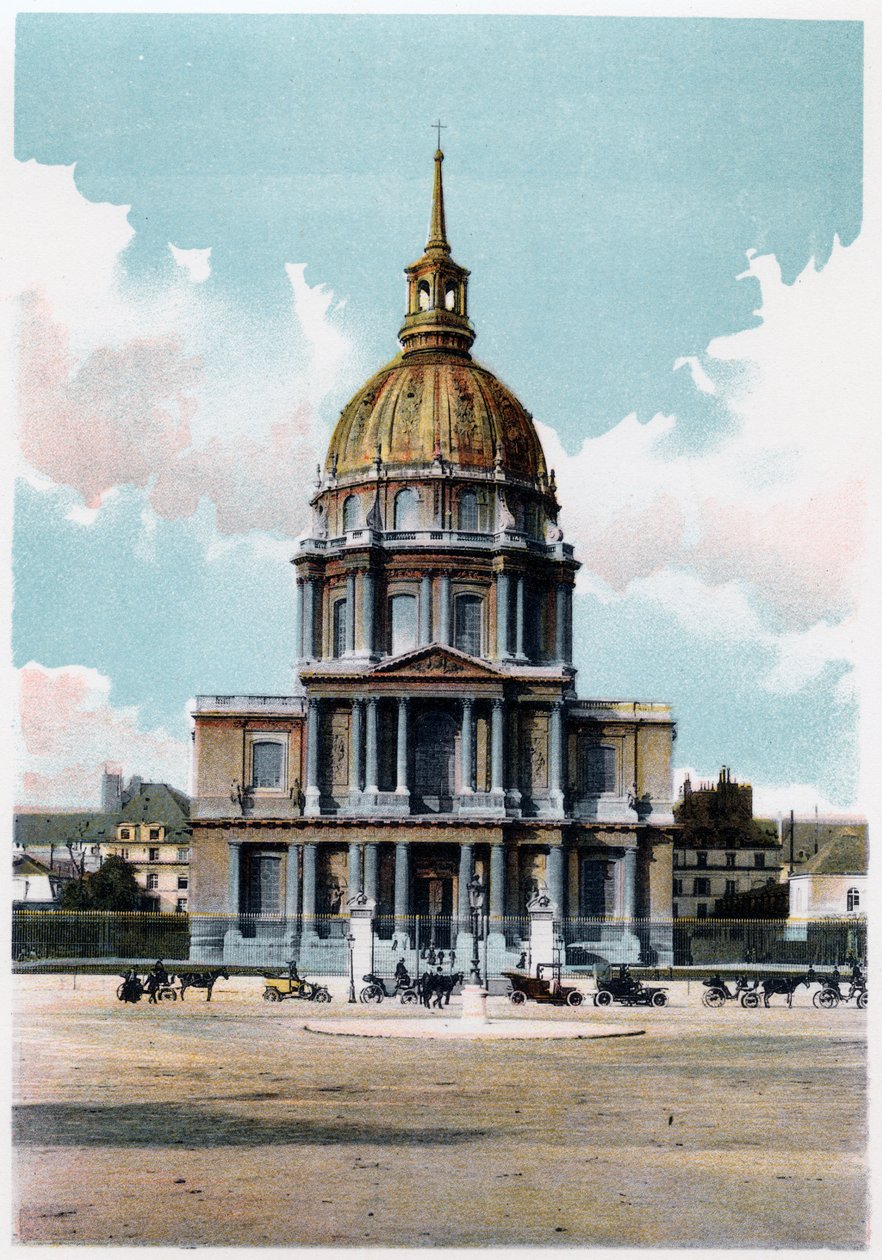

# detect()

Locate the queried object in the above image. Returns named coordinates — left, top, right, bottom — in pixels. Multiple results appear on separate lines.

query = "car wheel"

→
left=857, top=991, right=867, bottom=1010
left=566, top=990, right=584, bottom=1007
left=595, top=990, right=612, bottom=1007
left=315, top=989, right=331, bottom=1003
left=263, top=988, right=280, bottom=1002
left=651, top=991, right=668, bottom=1007
left=510, top=990, right=527, bottom=1005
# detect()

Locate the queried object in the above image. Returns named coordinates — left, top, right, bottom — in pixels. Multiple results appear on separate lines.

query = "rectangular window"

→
left=333, top=598, right=347, bottom=658
left=176, top=897, right=188, bottom=913
left=120, top=828, right=131, bottom=840
left=673, top=878, right=682, bottom=896
left=149, top=828, right=161, bottom=841
left=696, top=903, right=708, bottom=919
left=252, top=741, right=284, bottom=789
left=146, top=873, right=159, bottom=890
left=149, top=847, right=160, bottom=861
left=672, top=902, right=679, bottom=919
left=696, top=851, right=707, bottom=868
left=177, top=847, right=190, bottom=862
left=584, top=746, right=616, bottom=794
left=725, top=879, right=737, bottom=897
left=693, top=877, right=710, bottom=896
left=120, top=848, right=129, bottom=860
left=177, top=875, right=189, bottom=890
left=754, top=853, right=765, bottom=869
left=454, top=595, right=483, bottom=656
left=389, top=593, right=418, bottom=656
left=726, top=852, right=736, bottom=868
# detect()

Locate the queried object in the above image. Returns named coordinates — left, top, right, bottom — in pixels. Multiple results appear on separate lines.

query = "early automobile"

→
left=503, top=962, right=586, bottom=1007
left=262, top=961, right=331, bottom=1003
left=593, top=963, right=669, bottom=1007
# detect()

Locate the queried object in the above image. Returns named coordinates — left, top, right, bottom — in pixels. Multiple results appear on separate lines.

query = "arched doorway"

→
left=413, top=707, right=456, bottom=813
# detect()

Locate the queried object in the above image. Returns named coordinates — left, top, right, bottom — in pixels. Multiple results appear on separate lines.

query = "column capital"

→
left=492, top=696, right=505, bottom=711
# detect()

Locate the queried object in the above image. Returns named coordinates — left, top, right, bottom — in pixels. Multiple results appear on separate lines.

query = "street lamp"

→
left=467, top=875, right=485, bottom=987
left=347, top=933, right=356, bottom=1004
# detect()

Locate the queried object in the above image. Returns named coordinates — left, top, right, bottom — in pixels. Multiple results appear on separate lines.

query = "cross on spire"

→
left=431, top=119, right=446, bottom=151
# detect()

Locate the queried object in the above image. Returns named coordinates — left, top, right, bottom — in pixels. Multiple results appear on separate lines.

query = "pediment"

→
left=370, top=644, right=502, bottom=681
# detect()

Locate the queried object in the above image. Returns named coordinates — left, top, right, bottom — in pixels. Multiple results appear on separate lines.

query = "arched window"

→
left=389, top=594, right=417, bottom=656
left=847, top=887, right=861, bottom=912
left=252, top=741, right=284, bottom=790
left=458, top=490, right=479, bottom=531
left=332, top=599, right=347, bottom=658
left=445, top=284, right=457, bottom=311
left=418, top=280, right=431, bottom=311
left=342, top=495, right=361, bottom=532
left=454, top=594, right=483, bottom=657
left=393, top=488, right=420, bottom=530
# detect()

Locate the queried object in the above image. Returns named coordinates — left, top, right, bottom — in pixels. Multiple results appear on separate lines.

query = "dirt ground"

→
left=12, top=973, right=868, bottom=1248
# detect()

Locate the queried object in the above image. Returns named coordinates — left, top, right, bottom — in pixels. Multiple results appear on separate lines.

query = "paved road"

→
left=12, top=975, right=867, bottom=1247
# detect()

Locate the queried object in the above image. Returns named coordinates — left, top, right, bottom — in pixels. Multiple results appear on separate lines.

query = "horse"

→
left=179, top=967, right=230, bottom=1002
left=422, top=971, right=465, bottom=1009
left=758, top=970, right=814, bottom=1008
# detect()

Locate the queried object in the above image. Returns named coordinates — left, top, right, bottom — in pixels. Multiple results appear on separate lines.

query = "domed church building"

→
left=190, top=149, right=676, bottom=970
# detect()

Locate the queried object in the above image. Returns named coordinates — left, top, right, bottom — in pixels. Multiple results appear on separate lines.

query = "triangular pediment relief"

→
left=370, top=644, right=502, bottom=681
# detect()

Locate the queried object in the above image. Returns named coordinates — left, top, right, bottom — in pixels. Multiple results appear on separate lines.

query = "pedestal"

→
left=460, top=983, right=489, bottom=1023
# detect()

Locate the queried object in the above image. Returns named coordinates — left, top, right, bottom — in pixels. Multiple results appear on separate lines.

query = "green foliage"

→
left=59, top=855, right=143, bottom=911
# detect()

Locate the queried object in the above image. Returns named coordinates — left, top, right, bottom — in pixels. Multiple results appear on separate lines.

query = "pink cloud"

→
left=16, top=662, right=189, bottom=809
left=578, top=496, right=687, bottom=592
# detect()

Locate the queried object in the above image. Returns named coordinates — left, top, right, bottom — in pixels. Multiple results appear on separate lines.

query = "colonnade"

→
left=296, top=570, right=573, bottom=665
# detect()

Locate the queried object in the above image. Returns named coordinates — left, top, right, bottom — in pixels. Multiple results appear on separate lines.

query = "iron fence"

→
left=11, top=909, right=866, bottom=976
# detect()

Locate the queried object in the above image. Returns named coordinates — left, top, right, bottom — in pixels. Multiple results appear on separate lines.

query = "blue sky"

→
left=12, top=13, right=866, bottom=811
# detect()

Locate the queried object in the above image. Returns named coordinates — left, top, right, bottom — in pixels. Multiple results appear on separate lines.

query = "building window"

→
left=177, top=847, right=190, bottom=862
left=342, top=495, right=361, bottom=531
left=333, top=599, right=347, bottom=658
left=696, top=851, right=707, bottom=868
left=725, top=879, right=737, bottom=898
left=673, top=878, right=682, bottom=896
left=672, top=902, right=679, bottom=919
left=176, top=897, right=188, bottom=913
left=583, top=746, right=616, bottom=794
left=754, top=852, right=765, bottom=869
left=418, top=280, right=431, bottom=310
left=847, top=887, right=861, bottom=912
left=458, top=490, right=479, bottom=531
left=149, top=828, right=161, bottom=841
left=696, top=903, right=708, bottom=919
left=252, top=741, right=284, bottom=790
left=389, top=593, right=418, bottom=656
left=454, top=594, right=483, bottom=656
left=177, top=875, right=189, bottom=891
left=145, top=897, right=160, bottom=912
left=693, top=877, right=710, bottom=896
left=445, top=283, right=457, bottom=311
left=726, top=852, right=736, bottom=868
left=393, top=488, right=420, bottom=530
left=146, top=873, right=159, bottom=890
left=118, top=848, right=129, bottom=859
left=148, top=847, right=160, bottom=862
left=120, top=828, right=131, bottom=840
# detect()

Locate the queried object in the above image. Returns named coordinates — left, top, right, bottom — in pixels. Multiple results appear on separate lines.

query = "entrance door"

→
left=414, top=708, right=456, bottom=813
left=240, top=851, right=282, bottom=939
left=414, top=873, right=454, bottom=949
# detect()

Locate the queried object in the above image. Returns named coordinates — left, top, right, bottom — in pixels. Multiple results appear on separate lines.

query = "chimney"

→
left=101, top=764, right=123, bottom=814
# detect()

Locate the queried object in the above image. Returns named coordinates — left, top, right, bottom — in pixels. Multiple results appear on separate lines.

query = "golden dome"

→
left=326, top=351, right=548, bottom=483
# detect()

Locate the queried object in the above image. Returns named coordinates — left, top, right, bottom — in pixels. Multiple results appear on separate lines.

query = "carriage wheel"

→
left=566, top=990, right=584, bottom=1007
left=400, top=990, right=418, bottom=1004
left=740, top=991, right=760, bottom=1008
left=360, top=985, right=382, bottom=1004
left=509, top=990, right=527, bottom=1005
left=160, top=988, right=177, bottom=1001
left=315, top=988, right=331, bottom=1003
left=857, top=990, right=868, bottom=1010
left=651, top=991, right=668, bottom=1007
left=814, top=989, right=838, bottom=1009
left=263, top=988, right=281, bottom=1002
left=595, top=990, right=612, bottom=1007
left=116, top=983, right=126, bottom=1000
left=702, top=989, right=726, bottom=1008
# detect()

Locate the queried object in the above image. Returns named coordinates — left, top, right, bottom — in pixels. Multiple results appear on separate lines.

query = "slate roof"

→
left=14, top=783, right=191, bottom=848
left=797, top=832, right=868, bottom=877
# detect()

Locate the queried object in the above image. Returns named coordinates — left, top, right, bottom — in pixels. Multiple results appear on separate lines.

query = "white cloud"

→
left=169, top=243, right=212, bottom=283
left=16, top=662, right=190, bottom=809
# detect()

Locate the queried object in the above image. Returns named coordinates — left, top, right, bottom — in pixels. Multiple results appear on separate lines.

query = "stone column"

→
left=549, top=701, right=565, bottom=811
left=302, top=843, right=317, bottom=934
left=348, top=841, right=363, bottom=895
left=394, top=842, right=410, bottom=946
left=303, top=579, right=315, bottom=659
left=396, top=697, right=410, bottom=798
left=612, top=845, right=641, bottom=964
left=489, top=842, right=506, bottom=920
left=420, top=575, right=432, bottom=645
left=285, top=844, right=300, bottom=922
left=506, top=703, right=522, bottom=813
left=458, top=844, right=473, bottom=921
left=349, top=699, right=364, bottom=804
left=622, top=845, right=637, bottom=921
left=361, top=570, right=375, bottom=656
left=496, top=571, right=510, bottom=659
left=460, top=698, right=474, bottom=795
left=546, top=845, right=565, bottom=918
left=227, top=840, right=242, bottom=916
left=515, top=575, right=525, bottom=659
left=364, top=698, right=379, bottom=795
left=296, top=580, right=305, bottom=658
left=305, top=698, right=321, bottom=816
left=364, top=843, right=379, bottom=902
left=346, top=572, right=357, bottom=654
left=555, top=583, right=568, bottom=664
left=491, top=698, right=505, bottom=797
left=438, top=573, right=451, bottom=646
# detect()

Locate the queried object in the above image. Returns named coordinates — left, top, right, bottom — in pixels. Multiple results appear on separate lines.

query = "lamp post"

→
left=347, top=933, right=356, bottom=1004
left=467, top=876, right=485, bottom=987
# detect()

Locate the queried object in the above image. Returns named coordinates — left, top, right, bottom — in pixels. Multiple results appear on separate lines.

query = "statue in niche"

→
left=545, top=518, right=563, bottom=543
left=497, top=490, right=516, bottom=531
left=313, top=502, right=328, bottom=539
left=332, top=732, right=347, bottom=781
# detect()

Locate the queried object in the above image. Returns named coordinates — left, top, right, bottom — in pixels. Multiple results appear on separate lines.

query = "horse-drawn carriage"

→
left=262, top=961, right=331, bottom=1003
left=116, top=963, right=229, bottom=1003
left=503, top=963, right=586, bottom=1008
left=811, top=969, right=867, bottom=1010
left=593, top=963, right=669, bottom=1007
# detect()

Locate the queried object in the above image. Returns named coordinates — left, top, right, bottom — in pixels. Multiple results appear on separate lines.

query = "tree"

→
left=60, top=855, right=142, bottom=911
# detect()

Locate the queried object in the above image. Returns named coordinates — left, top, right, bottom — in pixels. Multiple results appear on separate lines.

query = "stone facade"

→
left=189, top=148, right=677, bottom=968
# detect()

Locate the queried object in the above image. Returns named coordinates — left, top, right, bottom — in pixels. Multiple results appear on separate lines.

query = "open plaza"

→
left=12, top=971, right=867, bottom=1249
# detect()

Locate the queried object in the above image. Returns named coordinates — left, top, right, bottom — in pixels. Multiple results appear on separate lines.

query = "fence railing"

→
left=12, top=910, right=867, bottom=976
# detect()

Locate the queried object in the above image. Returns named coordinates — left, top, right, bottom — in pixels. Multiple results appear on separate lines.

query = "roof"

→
left=13, top=853, right=55, bottom=877
left=118, top=783, right=191, bottom=831
left=797, top=832, right=868, bottom=877
left=15, top=782, right=191, bottom=847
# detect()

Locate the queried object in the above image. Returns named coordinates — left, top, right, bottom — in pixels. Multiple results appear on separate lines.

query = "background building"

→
left=190, top=149, right=677, bottom=970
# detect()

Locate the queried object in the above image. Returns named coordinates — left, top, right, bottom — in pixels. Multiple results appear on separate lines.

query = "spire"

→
left=426, top=148, right=450, bottom=255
